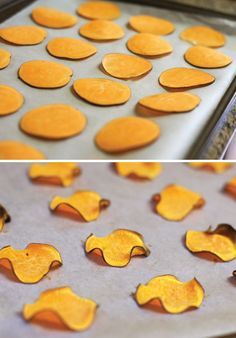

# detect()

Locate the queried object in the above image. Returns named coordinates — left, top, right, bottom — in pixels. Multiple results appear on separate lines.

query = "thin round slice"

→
left=79, top=20, right=124, bottom=41
left=180, top=25, right=226, bottom=48
left=95, top=116, right=160, bottom=153
left=102, top=53, right=152, bottom=80
left=0, top=26, right=47, bottom=45
left=127, top=33, right=173, bottom=57
left=73, top=78, right=131, bottom=106
left=0, top=141, right=45, bottom=160
left=138, top=92, right=200, bottom=116
left=0, top=84, right=24, bottom=116
left=47, top=37, right=97, bottom=60
left=184, top=46, right=232, bottom=69
left=18, top=60, right=72, bottom=88
left=32, top=6, right=77, bottom=28
left=77, top=1, right=120, bottom=20
left=20, top=104, right=86, bottom=140
left=129, top=15, right=175, bottom=35
left=0, top=48, right=11, bottom=69
left=159, top=67, right=215, bottom=90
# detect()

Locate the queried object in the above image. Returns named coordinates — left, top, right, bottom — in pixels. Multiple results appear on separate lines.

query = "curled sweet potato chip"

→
left=32, top=6, right=78, bottom=28
left=224, top=177, right=236, bottom=199
left=85, top=229, right=150, bottom=267
left=0, top=26, right=47, bottom=45
left=80, top=20, right=124, bottom=41
left=0, top=47, right=11, bottom=69
left=0, top=84, right=24, bottom=116
left=186, top=224, right=236, bottom=262
left=50, top=191, right=110, bottom=222
left=134, top=275, right=204, bottom=313
left=23, top=287, right=97, bottom=331
left=129, top=15, right=175, bottom=35
left=0, top=243, right=62, bottom=283
left=77, top=1, right=120, bottom=20
left=0, top=205, right=11, bottom=232
left=153, top=184, right=204, bottom=221
left=0, top=140, right=45, bottom=160
left=188, top=162, right=232, bottom=173
left=29, top=163, right=80, bottom=187
left=115, top=162, right=162, bottom=180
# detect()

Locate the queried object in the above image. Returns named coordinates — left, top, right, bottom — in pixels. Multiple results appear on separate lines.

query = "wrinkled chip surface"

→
left=0, top=205, right=11, bottom=232
left=20, top=104, right=86, bottom=140
left=29, top=163, right=80, bottom=187
left=134, top=275, right=204, bottom=313
left=186, top=224, right=236, bottom=261
left=77, top=1, right=120, bottom=20
left=95, top=117, right=160, bottom=153
left=102, top=53, right=152, bottom=79
left=85, top=229, right=150, bottom=267
left=18, top=60, right=73, bottom=89
left=0, top=25, right=47, bottom=45
left=73, top=78, right=131, bottom=106
left=23, top=287, right=97, bottom=331
left=115, top=162, right=162, bottom=180
left=32, top=6, right=77, bottom=28
left=50, top=191, right=110, bottom=222
left=129, top=15, right=175, bottom=35
left=224, top=177, right=236, bottom=199
left=0, top=141, right=45, bottom=160
left=0, top=84, right=24, bottom=116
left=188, top=162, right=232, bottom=173
left=159, top=67, right=215, bottom=90
left=153, top=184, right=204, bottom=221
left=127, top=33, right=173, bottom=57
left=0, top=243, right=62, bottom=283
left=80, top=20, right=124, bottom=41
left=0, top=48, right=11, bottom=69
left=180, top=25, right=226, bottom=47
left=47, top=37, right=97, bottom=60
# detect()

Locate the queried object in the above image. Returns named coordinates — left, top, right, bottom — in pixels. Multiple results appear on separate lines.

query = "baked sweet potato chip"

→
left=50, top=191, right=110, bottom=222
left=186, top=224, right=236, bottom=262
left=188, top=162, right=232, bottom=173
left=224, top=177, right=236, bottom=199
left=134, top=275, right=204, bottom=313
left=80, top=20, right=124, bottom=41
left=115, top=162, right=162, bottom=180
left=0, top=205, right=11, bottom=232
left=85, top=229, right=150, bottom=267
left=0, top=243, right=62, bottom=283
left=77, top=1, right=120, bottom=20
left=153, top=184, right=205, bottom=221
left=23, top=287, right=97, bottom=331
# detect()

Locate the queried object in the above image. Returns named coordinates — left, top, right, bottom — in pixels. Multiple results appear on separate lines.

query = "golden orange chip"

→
left=29, top=163, right=80, bottom=187
left=184, top=46, right=232, bottom=69
left=32, top=6, right=78, bottom=29
left=224, top=177, right=236, bottom=199
left=73, top=78, right=131, bottom=106
left=18, top=60, right=73, bottom=89
left=180, top=25, right=226, bottom=48
left=47, top=37, right=97, bottom=60
left=77, top=1, right=120, bottom=20
left=102, top=53, right=152, bottom=80
left=0, top=205, right=11, bottom=232
left=0, top=140, right=45, bottom=160
left=50, top=191, right=110, bottom=222
left=129, top=15, right=175, bottom=35
left=153, top=184, right=205, bottom=221
left=188, top=162, right=232, bottom=173
left=186, top=224, right=236, bottom=262
left=95, top=116, right=160, bottom=154
left=80, top=20, right=124, bottom=41
left=23, top=287, right=97, bottom=331
left=20, top=104, right=86, bottom=140
left=0, top=25, right=47, bottom=45
left=127, top=33, right=173, bottom=57
left=0, top=243, right=62, bottom=283
left=138, top=92, right=200, bottom=116
left=85, top=229, right=150, bottom=267
left=134, top=275, right=204, bottom=313
left=0, top=84, right=24, bottom=116
left=115, top=162, right=162, bottom=180
left=159, top=67, right=215, bottom=90
left=0, top=48, right=11, bottom=69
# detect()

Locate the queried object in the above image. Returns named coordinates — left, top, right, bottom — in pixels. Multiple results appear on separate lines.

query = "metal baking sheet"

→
left=0, top=0, right=236, bottom=160
left=0, top=163, right=236, bottom=338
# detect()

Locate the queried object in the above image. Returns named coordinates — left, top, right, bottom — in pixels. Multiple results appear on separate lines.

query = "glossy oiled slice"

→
left=0, top=85, right=24, bottom=116
left=77, top=1, right=120, bottom=20
left=129, top=15, right=175, bottom=35
left=0, top=141, right=45, bottom=160
left=0, top=48, right=11, bottom=69
left=180, top=25, right=226, bottom=47
left=32, top=6, right=77, bottom=28
left=79, top=20, right=124, bottom=41
left=0, top=26, right=47, bottom=45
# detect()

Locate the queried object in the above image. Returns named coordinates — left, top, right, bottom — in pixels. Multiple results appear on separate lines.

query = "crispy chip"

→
left=0, top=48, right=11, bottom=69
left=0, top=84, right=24, bottom=116
left=32, top=6, right=78, bottom=28
left=29, top=163, right=80, bottom=187
left=134, top=275, right=204, bottom=313
left=153, top=184, right=205, bottom=221
left=77, top=1, right=120, bottom=20
left=224, top=177, right=236, bottom=199
left=129, top=15, right=175, bottom=35
left=186, top=224, right=236, bottom=262
left=0, top=243, right=62, bottom=283
left=0, top=205, right=11, bottom=232
left=0, top=26, right=47, bottom=45
left=115, top=162, right=162, bottom=180
left=80, top=20, right=124, bottom=41
left=50, top=191, right=110, bottom=222
left=0, top=140, right=45, bottom=160
left=188, top=162, right=232, bottom=173
left=85, top=229, right=150, bottom=267
left=23, top=287, right=97, bottom=331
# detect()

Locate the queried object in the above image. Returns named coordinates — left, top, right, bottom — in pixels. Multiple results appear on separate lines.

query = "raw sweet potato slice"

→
left=0, top=141, right=45, bottom=160
left=0, top=84, right=24, bottom=116
left=80, top=20, right=124, bottom=41
left=32, top=6, right=77, bottom=28
left=0, top=48, right=11, bottom=69
left=0, top=25, right=47, bottom=45
left=129, top=15, right=175, bottom=35
left=77, top=1, right=120, bottom=20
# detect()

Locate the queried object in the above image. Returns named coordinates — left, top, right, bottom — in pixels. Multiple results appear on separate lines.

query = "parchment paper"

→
left=0, top=0, right=236, bottom=159
left=0, top=163, right=236, bottom=338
